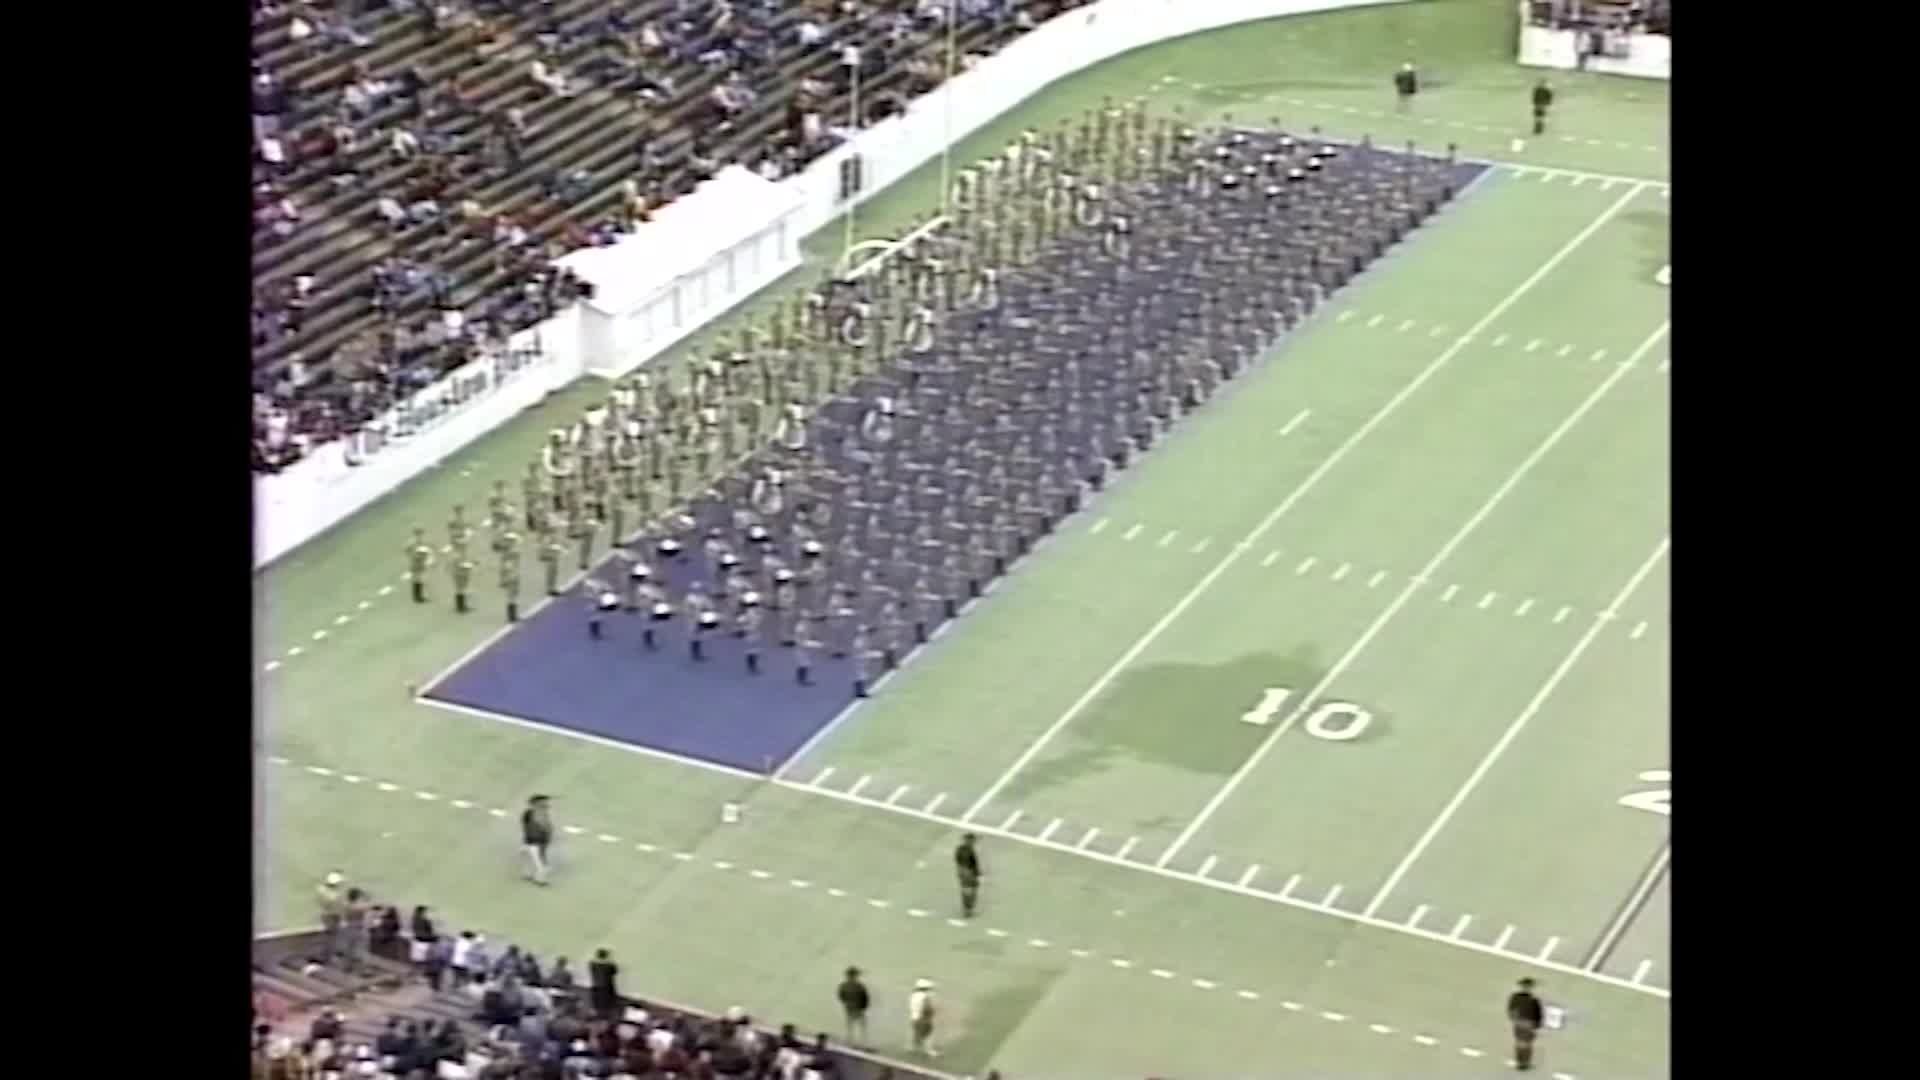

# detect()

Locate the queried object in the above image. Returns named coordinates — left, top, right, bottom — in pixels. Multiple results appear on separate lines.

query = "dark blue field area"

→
left=427, top=137, right=1484, bottom=777
left=425, top=562, right=859, bottom=774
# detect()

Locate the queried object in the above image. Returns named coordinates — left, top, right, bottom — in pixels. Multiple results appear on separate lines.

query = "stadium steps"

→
left=255, top=3, right=1039, bottom=389
left=256, top=1, right=646, bottom=342
left=255, top=42, right=536, bottom=282
left=252, top=0, right=614, bottom=276
left=264, top=7, right=751, bottom=367
left=254, top=30, right=527, bottom=270
left=254, top=3, right=729, bottom=358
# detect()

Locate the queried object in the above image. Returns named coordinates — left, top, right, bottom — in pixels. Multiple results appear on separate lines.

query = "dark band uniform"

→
left=1507, top=982, right=1545, bottom=1070
left=955, top=837, right=982, bottom=918
left=521, top=799, right=554, bottom=885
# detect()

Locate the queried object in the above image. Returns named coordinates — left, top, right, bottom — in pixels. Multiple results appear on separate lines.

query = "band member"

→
left=406, top=529, right=435, bottom=604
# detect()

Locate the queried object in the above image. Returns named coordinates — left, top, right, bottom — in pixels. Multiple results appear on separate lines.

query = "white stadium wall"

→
left=254, top=0, right=1411, bottom=569
left=1516, top=1, right=1671, bottom=81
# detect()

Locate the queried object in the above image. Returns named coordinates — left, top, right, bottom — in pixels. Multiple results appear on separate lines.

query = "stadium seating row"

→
left=253, top=1, right=1089, bottom=474
left=252, top=910, right=938, bottom=1079
left=1527, top=0, right=1671, bottom=36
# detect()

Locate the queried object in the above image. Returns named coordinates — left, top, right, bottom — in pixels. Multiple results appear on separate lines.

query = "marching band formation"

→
left=405, top=101, right=1473, bottom=697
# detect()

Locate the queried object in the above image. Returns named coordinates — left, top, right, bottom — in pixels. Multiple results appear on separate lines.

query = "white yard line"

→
left=1492, top=161, right=1666, bottom=188
left=953, top=184, right=1646, bottom=827
left=415, top=562, right=598, bottom=694
left=756, top=766, right=1667, bottom=999
left=1160, top=317, right=1668, bottom=869
left=1362, top=533, right=1672, bottom=917
left=772, top=701, right=872, bottom=780
left=416, top=697, right=764, bottom=782
left=1585, top=843, right=1672, bottom=971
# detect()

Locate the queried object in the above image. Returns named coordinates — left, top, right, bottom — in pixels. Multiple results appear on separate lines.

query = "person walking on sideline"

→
left=522, top=794, right=554, bottom=885
left=1393, top=61, right=1418, bottom=112
left=908, top=978, right=938, bottom=1058
left=954, top=833, right=982, bottom=918
left=316, top=871, right=347, bottom=965
left=837, top=966, right=871, bottom=1046
left=1507, top=976, right=1546, bottom=1071
left=1531, top=78, right=1554, bottom=136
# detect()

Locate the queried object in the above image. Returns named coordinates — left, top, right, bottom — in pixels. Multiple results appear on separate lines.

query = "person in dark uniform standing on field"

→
left=1393, top=61, right=1418, bottom=112
left=1506, top=976, right=1545, bottom=1071
left=836, top=966, right=871, bottom=1046
left=1531, top=78, right=1554, bottom=136
left=954, top=833, right=982, bottom=918
left=521, top=794, right=553, bottom=886
left=589, top=948, right=620, bottom=1019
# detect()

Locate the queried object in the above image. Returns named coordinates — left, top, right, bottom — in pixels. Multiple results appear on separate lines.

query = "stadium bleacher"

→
left=1527, top=0, right=1671, bottom=36
left=252, top=910, right=944, bottom=1079
left=251, top=0, right=1092, bottom=474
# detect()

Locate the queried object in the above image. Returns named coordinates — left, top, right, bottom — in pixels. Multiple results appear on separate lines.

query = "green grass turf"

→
left=258, top=2, right=1671, bottom=1076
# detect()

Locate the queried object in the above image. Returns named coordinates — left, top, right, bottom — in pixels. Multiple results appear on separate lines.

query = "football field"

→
left=257, top=3, right=1670, bottom=1076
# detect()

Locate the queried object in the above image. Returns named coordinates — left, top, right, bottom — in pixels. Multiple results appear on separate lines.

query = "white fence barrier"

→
left=1517, top=2, right=1671, bottom=80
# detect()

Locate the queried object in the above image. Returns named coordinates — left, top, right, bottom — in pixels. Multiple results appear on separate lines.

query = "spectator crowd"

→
left=252, top=0, right=1093, bottom=475
left=1527, top=0, right=1671, bottom=36
left=258, top=880, right=890, bottom=1080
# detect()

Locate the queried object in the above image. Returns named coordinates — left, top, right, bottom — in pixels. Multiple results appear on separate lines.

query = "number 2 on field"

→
left=1238, top=686, right=1373, bottom=742
left=1619, top=769, right=1670, bottom=816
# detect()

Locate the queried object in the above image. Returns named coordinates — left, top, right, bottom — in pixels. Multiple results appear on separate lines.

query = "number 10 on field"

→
left=1238, top=686, right=1374, bottom=742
